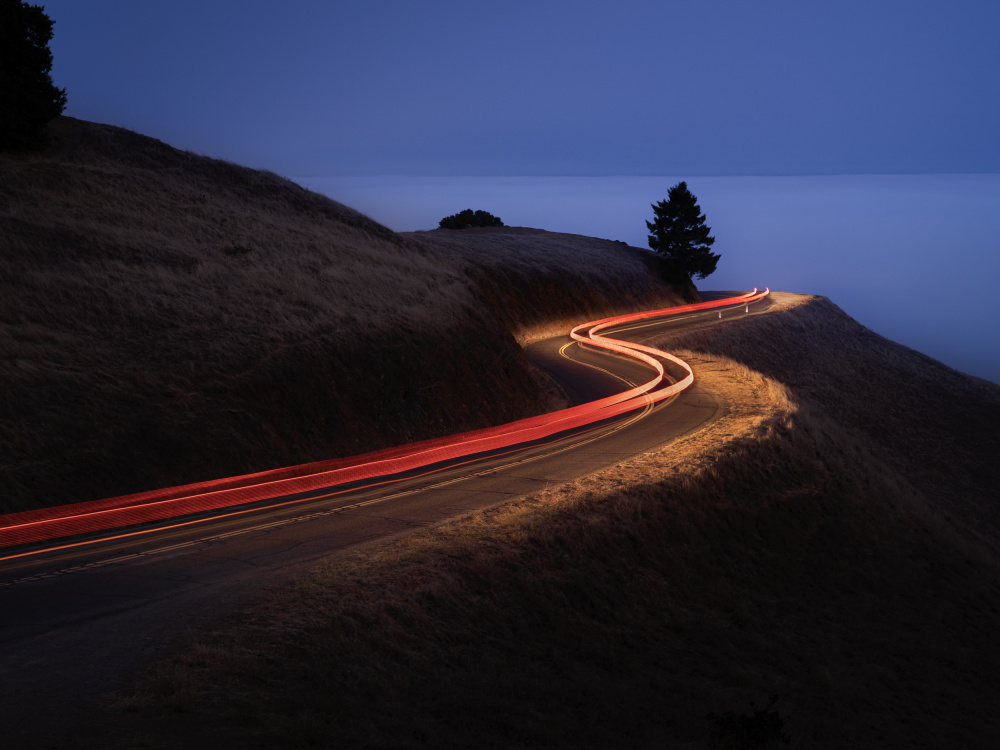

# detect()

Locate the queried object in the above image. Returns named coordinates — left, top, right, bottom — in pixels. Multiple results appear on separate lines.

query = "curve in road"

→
left=0, top=289, right=774, bottom=744
left=0, top=289, right=768, bottom=552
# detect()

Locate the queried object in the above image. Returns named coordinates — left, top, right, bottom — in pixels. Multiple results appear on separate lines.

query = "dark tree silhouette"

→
left=646, top=181, right=720, bottom=281
left=0, top=0, right=67, bottom=151
left=439, top=209, right=504, bottom=229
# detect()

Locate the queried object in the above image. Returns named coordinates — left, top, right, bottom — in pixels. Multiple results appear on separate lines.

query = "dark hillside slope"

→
left=661, top=296, right=1000, bottom=559
left=93, top=297, right=1000, bottom=750
left=0, top=117, right=680, bottom=513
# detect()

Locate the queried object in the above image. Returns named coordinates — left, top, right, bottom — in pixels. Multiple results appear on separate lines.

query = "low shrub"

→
left=439, top=208, right=504, bottom=229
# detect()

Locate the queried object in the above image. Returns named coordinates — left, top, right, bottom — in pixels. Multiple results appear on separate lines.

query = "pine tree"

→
left=646, top=181, right=720, bottom=281
left=0, top=0, right=67, bottom=151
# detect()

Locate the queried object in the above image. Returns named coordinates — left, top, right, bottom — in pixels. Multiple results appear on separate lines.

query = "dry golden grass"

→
left=91, top=298, right=1000, bottom=749
left=656, top=293, right=1000, bottom=562
left=407, top=227, right=692, bottom=343
left=0, top=117, right=680, bottom=513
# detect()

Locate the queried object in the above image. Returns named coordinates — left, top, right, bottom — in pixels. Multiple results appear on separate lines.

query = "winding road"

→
left=0, top=290, right=771, bottom=742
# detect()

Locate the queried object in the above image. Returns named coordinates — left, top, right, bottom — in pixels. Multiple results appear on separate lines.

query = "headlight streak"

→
left=0, top=289, right=768, bottom=550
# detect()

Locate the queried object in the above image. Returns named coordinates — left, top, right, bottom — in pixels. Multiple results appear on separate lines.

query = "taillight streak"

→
left=0, top=289, right=768, bottom=548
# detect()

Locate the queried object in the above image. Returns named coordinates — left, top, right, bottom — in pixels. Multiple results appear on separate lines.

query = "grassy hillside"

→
left=0, top=117, right=682, bottom=514
left=408, top=226, right=699, bottom=343
left=93, top=296, right=1000, bottom=749
left=662, top=294, right=1000, bottom=561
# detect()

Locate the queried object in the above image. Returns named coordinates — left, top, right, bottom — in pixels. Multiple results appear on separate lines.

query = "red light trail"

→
left=0, top=289, right=768, bottom=549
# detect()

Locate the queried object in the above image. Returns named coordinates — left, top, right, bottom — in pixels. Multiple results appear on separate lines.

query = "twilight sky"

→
left=44, top=0, right=999, bottom=177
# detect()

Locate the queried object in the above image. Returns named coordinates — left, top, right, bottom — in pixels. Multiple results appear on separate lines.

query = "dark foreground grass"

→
left=83, top=297, right=1000, bottom=749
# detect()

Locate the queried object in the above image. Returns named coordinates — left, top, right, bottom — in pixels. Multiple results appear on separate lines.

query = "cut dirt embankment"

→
left=92, top=295, right=1000, bottom=749
left=0, top=117, right=683, bottom=514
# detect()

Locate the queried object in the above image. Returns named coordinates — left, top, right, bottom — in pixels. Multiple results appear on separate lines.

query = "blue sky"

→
left=45, top=0, right=999, bottom=177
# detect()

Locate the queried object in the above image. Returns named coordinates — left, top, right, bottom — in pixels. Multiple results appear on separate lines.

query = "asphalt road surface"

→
left=0, top=292, right=771, bottom=741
